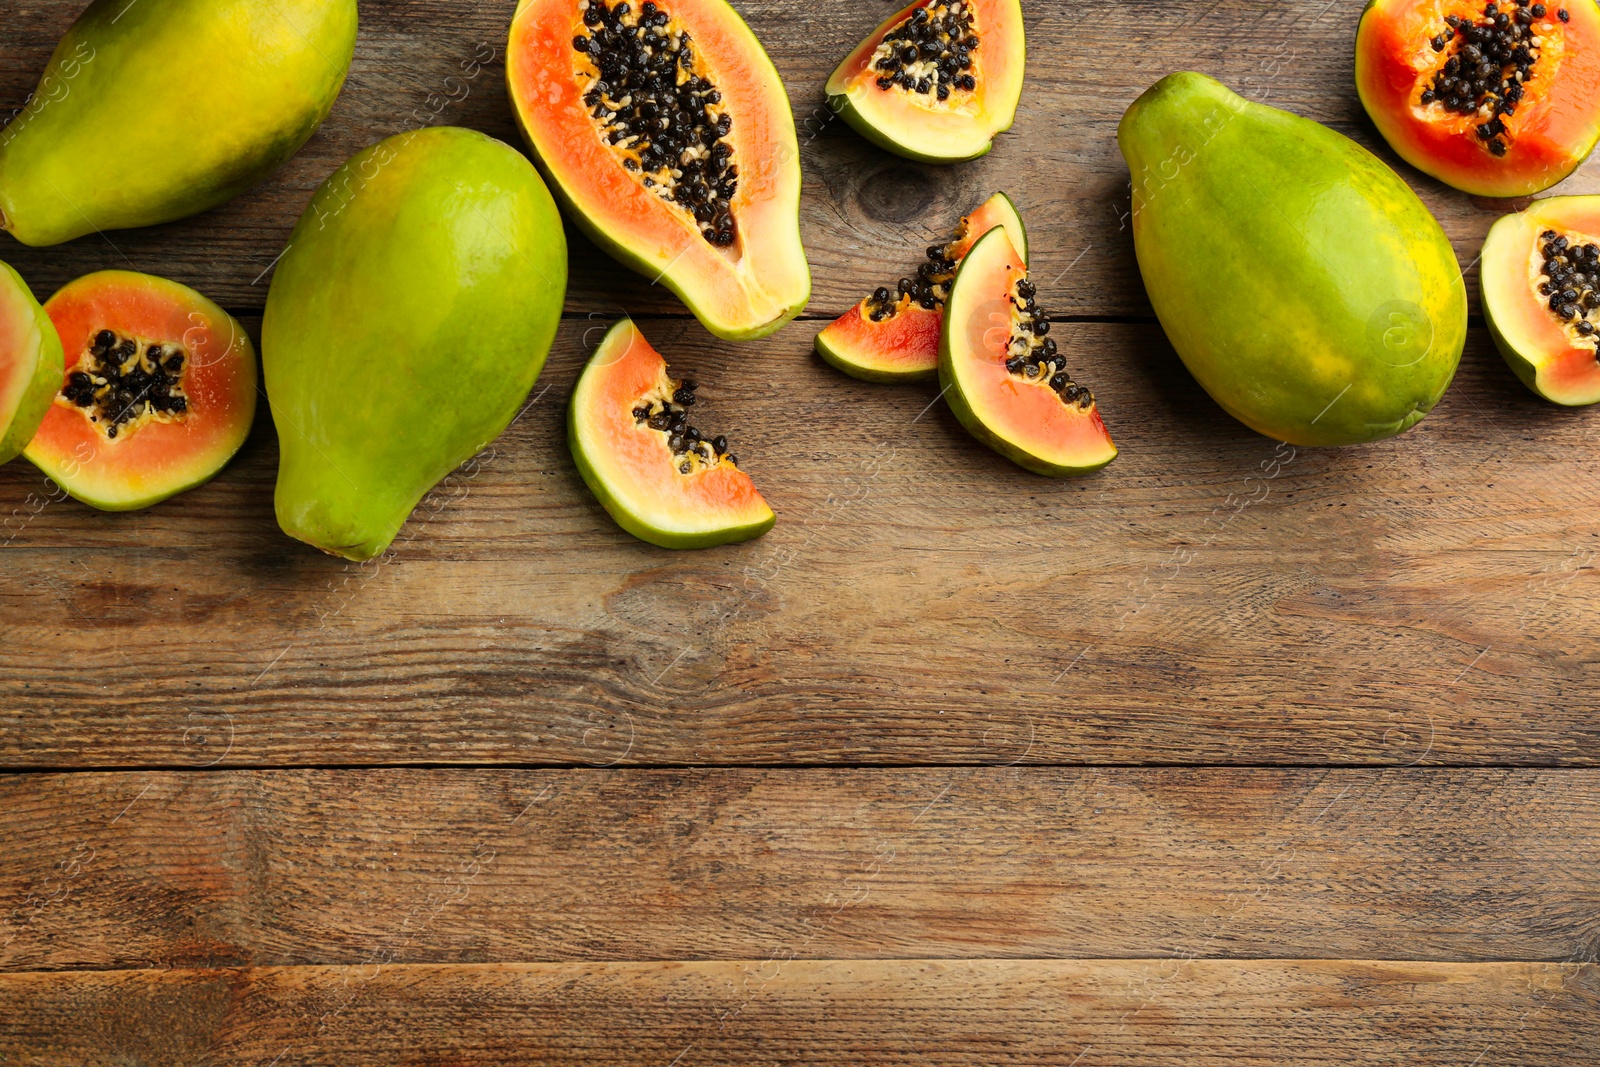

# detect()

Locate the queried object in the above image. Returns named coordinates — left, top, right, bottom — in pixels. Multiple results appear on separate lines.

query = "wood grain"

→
left=1, top=317, right=1595, bottom=768
left=0, top=0, right=1596, bottom=317
left=0, top=958, right=1594, bottom=1065
left=2, top=768, right=1597, bottom=971
left=1, top=0, right=1597, bottom=1059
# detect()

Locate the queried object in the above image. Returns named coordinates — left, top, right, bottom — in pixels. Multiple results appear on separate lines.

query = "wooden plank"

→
left=2, top=319, right=1596, bottom=768
left=0, top=958, right=1593, bottom=1065
left=3, top=768, right=1596, bottom=971
left=1, top=0, right=1596, bottom=317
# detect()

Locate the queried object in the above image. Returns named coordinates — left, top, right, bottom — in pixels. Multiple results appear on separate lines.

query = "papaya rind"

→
left=939, top=227, right=1118, bottom=478
left=978, top=191, right=1028, bottom=263
left=0, top=260, right=63, bottom=465
left=0, top=0, right=356, bottom=247
left=824, top=91, right=997, bottom=165
left=570, top=320, right=775, bottom=549
left=1484, top=295, right=1574, bottom=402
left=815, top=321, right=940, bottom=384
left=939, top=373, right=1119, bottom=476
left=569, top=415, right=777, bottom=550
left=1481, top=195, right=1600, bottom=406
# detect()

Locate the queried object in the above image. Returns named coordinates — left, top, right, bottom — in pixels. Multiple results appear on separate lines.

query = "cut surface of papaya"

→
left=508, top=0, right=809, bottom=341
left=825, top=0, right=1025, bottom=163
left=571, top=318, right=774, bottom=549
left=816, top=192, right=1025, bottom=383
left=939, top=227, right=1117, bottom=478
left=25, top=271, right=256, bottom=511
left=1356, top=0, right=1600, bottom=197
left=1483, top=194, right=1600, bottom=405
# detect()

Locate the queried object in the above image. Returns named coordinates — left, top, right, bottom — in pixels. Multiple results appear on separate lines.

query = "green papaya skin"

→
left=0, top=0, right=357, bottom=247
left=0, top=259, right=63, bottom=464
left=263, top=127, right=568, bottom=562
left=1118, top=73, right=1466, bottom=447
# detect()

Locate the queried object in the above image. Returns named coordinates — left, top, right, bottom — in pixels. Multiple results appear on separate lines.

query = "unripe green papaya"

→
left=1118, top=72, right=1466, bottom=447
left=0, top=0, right=357, bottom=247
left=263, top=127, right=568, bottom=562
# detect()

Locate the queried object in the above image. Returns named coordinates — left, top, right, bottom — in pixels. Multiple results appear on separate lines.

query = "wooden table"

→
left=2, top=0, right=1597, bottom=1061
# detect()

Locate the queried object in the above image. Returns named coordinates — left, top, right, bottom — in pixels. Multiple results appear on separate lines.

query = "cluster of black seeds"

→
left=871, top=2, right=979, bottom=99
left=60, top=329, right=188, bottom=439
left=1538, top=229, right=1600, bottom=341
left=1423, top=1, right=1569, bottom=157
left=865, top=240, right=959, bottom=321
left=863, top=211, right=990, bottom=321
left=1002, top=277, right=1093, bottom=409
left=631, top=378, right=736, bottom=473
left=573, top=0, right=738, bottom=247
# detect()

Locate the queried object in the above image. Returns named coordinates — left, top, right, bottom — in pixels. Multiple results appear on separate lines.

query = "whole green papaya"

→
left=1118, top=72, right=1466, bottom=446
left=263, top=127, right=568, bottom=562
left=0, top=0, right=357, bottom=247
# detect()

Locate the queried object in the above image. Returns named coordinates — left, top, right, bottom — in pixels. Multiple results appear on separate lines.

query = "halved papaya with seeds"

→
left=825, top=0, right=1025, bottom=163
left=507, top=0, right=809, bottom=341
left=0, top=260, right=63, bottom=465
left=1356, top=0, right=1600, bottom=197
left=1483, top=195, right=1600, bottom=404
left=815, top=192, right=1025, bottom=383
left=24, top=271, right=257, bottom=511
left=570, top=318, right=774, bottom=549
left=939, top=227, right=1116, bottom=477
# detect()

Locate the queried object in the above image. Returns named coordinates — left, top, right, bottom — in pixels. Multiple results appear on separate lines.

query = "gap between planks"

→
left=4, top=759, right=1600, bottom=775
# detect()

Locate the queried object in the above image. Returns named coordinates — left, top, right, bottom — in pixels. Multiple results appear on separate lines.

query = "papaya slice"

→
left=507, top=0, right=809, bottom=341
left=1356, top=0, right=1600, bottom=197
left=815, top=192, right=1026, bottom=383
left=1483, top=194, right=1600, bottom=404
left=0, top=260, right=63, bottom=465
left=825, top=0, right=1025, bottom=163
left=24, top=271, right=257, bottom=511
left=570, top=319, right=774, bottom=548
left=939, top=227, right=1117, bottom=477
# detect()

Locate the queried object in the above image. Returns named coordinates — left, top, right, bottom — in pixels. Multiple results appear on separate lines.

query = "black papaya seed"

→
left=869, top=0, right=981, bottom=101
left=574, top=0, right=739, bottom=248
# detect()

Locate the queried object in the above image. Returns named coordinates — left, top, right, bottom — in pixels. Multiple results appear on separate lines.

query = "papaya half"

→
left=0, top=0, right=357, bottom=247
left=1482, top=194, right=1600, bottom=404
left=825, top=0, right=1026, bottom=163
left=24, top=271, right=257, bottom=511
left=1119, top=72, right=1467, bottom=447
left=507, top=0, right=808, bottom=341
left=0, top=260, right=62, bottom=465
left=263, top=128, right=568, bottom=562
left=1356, top=0, right=1600, bottom=197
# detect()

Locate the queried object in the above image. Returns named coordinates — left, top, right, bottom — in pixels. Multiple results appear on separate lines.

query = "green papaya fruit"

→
left=0, top=0, right=357, bottom=247
left=1118, top=72, right=1466, bottom=447
left=263, top=127, right=568, bottom=562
